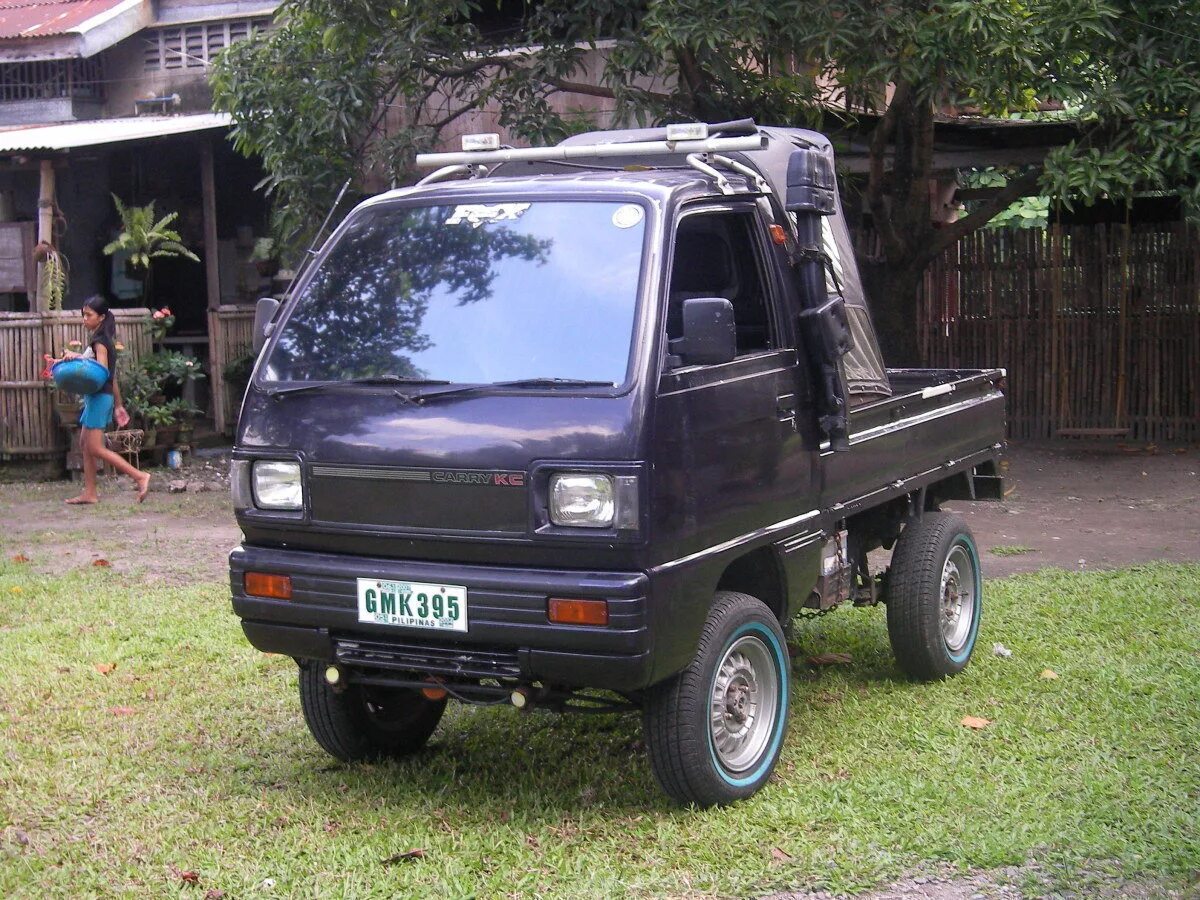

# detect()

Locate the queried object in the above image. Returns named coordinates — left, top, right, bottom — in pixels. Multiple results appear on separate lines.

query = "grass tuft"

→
left=989, top=545, right=1037, bottom=556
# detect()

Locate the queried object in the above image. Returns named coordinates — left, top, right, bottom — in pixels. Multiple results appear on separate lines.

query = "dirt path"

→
left=951, top=442, right=1200, bottom=578
left=1, top=443, right=1197, bottom=584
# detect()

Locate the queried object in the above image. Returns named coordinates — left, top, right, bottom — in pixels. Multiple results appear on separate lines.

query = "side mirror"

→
left=784, top=147, right=836, bottom=216
left=252, top=296, right=280, bottom=354
left=669, top=297, right=737, bottom=366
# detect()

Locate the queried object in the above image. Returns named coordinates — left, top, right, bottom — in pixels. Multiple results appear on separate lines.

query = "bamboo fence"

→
left=917, top=222, right=1199, bottom=442
left=208, top=305, right=257, bottom=435
left=0, top=309, right=152, bottom=458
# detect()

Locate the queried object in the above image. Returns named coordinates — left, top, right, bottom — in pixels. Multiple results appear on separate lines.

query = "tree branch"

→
left=546, top=78, right=617, bottom=100
left=919, top=170, right=1043, bottom=265
left=674, top=46, right=706, bottom=113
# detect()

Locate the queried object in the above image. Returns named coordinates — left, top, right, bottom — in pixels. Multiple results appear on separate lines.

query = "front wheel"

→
left=886, top=511, right=982, bottom=680
left=643, top=591, right=790, bottom=807
left=298, top=663, right=446, bottom=762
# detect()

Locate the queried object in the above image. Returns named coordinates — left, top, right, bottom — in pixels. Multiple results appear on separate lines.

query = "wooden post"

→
left=199, top=138, right=220, bottom=312
left=35, top=159, right=54, bottom=313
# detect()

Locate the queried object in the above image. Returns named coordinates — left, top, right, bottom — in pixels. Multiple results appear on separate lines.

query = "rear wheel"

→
left=886, top=512, right=982, bottom=680
left=298, top=664, right=446, bottom=762
left=643, top=591, right=790, bottom=807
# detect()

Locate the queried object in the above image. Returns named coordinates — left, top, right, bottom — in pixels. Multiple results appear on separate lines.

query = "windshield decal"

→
left=445, top=203, right=532, bottom=229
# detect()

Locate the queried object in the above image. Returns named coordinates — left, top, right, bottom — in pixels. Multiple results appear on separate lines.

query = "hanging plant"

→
left=102, top=195, right=199, bottom=306
left=33, top=240, right=69, bottom=311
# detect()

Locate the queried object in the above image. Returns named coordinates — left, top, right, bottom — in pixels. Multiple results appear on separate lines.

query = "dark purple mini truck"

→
left=229, top=121, right=1005, bottom=807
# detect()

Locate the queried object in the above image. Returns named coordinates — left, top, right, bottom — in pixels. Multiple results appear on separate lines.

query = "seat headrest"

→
left=670, top=231, right=735, bottom=296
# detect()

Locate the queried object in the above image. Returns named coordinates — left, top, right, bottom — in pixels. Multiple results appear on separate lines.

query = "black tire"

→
left=298, top=664, right=446, bottom=762
left=886, top=511, right=982, bottom=680
left=643, top=591, right=790, bottom=807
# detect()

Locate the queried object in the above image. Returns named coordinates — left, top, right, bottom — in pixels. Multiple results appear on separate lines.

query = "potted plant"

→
left=250, top=237, right=278, bottom=277
left=175, top=399, right=198, bottom=446
left=102, top=195, right=199, bottom=305
left=141, top=402, right=178, bottom=448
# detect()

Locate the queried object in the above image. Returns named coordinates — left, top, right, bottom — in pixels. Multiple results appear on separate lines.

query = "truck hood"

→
left=238, top=386, right=641, bottom=465
left=235, top=387, right=643, bottom=534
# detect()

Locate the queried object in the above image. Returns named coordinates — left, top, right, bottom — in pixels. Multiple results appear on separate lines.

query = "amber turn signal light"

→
left=548, top=597, right=608, bottom=626
left=244, top=572, right=293, bottom=600
left=768, top=223, right=788, bottom=245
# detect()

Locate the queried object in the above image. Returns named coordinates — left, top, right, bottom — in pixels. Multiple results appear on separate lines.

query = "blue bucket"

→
left=51, top=358, right=109, bottom=396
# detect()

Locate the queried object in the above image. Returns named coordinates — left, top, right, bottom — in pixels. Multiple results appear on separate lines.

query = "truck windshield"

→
left=260, top=200, right=647, bottom=387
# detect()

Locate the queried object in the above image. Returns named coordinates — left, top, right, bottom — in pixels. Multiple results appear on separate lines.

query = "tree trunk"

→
left=865, top=261, right=924, bottom=367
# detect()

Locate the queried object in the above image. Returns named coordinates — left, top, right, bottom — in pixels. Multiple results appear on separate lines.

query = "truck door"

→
left=652, top=203, right=820, bottom=565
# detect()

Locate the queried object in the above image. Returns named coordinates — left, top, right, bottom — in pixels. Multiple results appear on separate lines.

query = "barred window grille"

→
left=143, top=17, right=271, bottom=72
left=0, top=57, right=105, bottom=102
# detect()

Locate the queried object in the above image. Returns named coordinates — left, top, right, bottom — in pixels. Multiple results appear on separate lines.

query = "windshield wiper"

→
left=268, top=375, right=450, bottom=399
left=409, top=377, right=615, bottom=405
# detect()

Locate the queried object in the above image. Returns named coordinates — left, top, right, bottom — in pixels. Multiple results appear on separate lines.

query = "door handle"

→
left=776, top=393, right=798, bottom=430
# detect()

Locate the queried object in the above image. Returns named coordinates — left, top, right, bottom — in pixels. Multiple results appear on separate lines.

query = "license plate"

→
left=356, top=578, right=468, bottom=632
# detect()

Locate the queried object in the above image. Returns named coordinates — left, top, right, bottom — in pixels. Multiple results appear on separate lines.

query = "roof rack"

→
left=414, top=132, right=765, bottom=170
left=414, top=126, right=771, bottom=194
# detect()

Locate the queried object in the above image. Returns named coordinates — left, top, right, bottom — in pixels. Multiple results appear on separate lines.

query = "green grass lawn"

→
left=1, top=560, right=1197, bottom=898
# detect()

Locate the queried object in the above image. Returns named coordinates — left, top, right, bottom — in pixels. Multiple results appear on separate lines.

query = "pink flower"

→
left=160, top=306, right=172, bottom=317
left=153, top=310, right=165, bottom=320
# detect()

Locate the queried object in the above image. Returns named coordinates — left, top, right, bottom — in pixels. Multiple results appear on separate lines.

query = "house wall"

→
left=103, top=31, right=216, bottom=117
left=103, top=3, right=276, bottom=117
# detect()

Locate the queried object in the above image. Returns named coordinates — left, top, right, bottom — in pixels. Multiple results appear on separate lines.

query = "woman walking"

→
left=62, top=295, right=151, bottom=504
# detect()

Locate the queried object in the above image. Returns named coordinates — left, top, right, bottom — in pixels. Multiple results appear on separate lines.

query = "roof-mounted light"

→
left=461, top=132, right=501, bottom=151
left=666, top=123, right=708, bottom=142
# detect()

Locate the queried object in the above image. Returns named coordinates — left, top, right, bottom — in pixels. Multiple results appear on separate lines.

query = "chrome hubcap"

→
left=940, top=545, right=976, bottom=653
left=710, top=635, right=778, bottom=773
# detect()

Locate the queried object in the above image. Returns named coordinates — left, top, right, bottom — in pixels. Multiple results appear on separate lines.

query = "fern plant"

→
left=34, top=241, right=69, bottom=311
left=102, top=195, right=199, bottom=271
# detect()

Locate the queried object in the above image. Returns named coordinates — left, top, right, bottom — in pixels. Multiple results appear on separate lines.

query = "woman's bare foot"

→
left=65, top=495, right=98, bottom=505
left=135, top=472, right=151, bottom=503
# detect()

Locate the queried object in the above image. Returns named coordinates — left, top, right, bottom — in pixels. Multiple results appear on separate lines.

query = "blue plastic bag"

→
left=51, top=358, right=109, bottom=396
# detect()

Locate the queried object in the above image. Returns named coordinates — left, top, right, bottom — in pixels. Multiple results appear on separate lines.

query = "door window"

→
left=666, top=210, right=777, bottom=358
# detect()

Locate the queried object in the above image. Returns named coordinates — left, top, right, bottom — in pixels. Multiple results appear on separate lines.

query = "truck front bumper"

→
left=229, top=545, right=654, bottom=692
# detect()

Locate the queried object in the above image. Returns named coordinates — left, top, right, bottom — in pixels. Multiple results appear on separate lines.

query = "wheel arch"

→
left=716, top=546, right=788, bottom=622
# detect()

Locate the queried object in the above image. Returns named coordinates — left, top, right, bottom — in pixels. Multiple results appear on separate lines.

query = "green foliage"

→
left=962, top=169, right=1051, bottom=230
left=102, top=195, right=200, bottom=270
left=249, top=236, right=276, bottom=263
left=35, top=243, right=69, bottom=311
left=120, top=351, right=204, bottom=428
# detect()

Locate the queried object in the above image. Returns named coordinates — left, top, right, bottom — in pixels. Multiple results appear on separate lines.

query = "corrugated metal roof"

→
left=0, top=112, right=231, bottom=152
left=0, top=0, right=137, bottom=40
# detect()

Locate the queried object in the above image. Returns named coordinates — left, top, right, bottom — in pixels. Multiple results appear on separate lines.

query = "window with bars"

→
left=0, top=57, right=105, bottom=102
left=143, top=17, right=271, bottom=72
